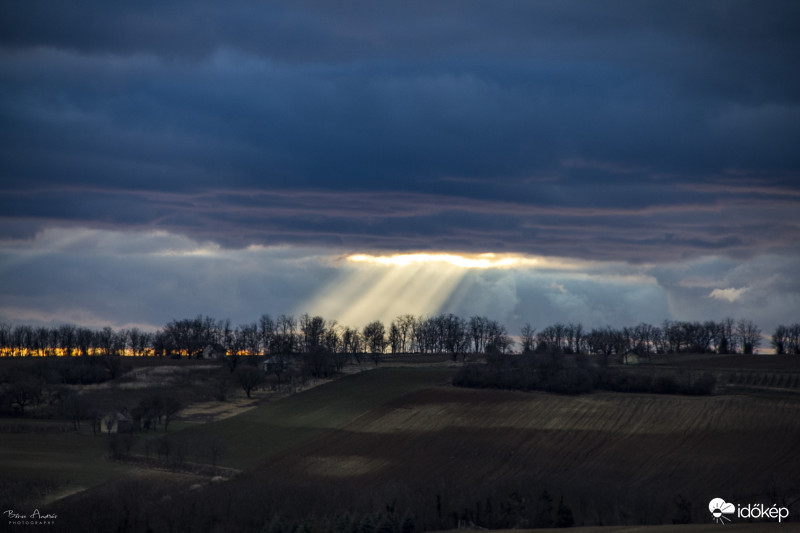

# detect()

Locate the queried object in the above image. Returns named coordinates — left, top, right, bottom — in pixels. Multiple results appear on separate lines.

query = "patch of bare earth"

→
left=302, top=455, right=391, bottom=478
left=179, top=395, right=265, bottom=423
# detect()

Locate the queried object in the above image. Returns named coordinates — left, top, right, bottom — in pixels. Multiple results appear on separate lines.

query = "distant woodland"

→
left=2, top=314, right=799, bottom=531
left=2, top=313, right=799, bottom=359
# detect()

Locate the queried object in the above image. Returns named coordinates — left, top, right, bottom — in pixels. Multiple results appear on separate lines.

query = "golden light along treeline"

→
left=1, top=314, right=797, bottom=358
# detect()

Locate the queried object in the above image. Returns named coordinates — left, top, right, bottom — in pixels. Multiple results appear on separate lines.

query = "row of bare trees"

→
left=0, top=314, right=780, bottom=358
left=130, top=313, right=512, bottom=358
left=521, top=318, right=764, bottom=358
left=0, top=323, right=153, bottom=357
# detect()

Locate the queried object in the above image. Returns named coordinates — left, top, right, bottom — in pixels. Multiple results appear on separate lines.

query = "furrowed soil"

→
left=16, top=363, right=800, bottom=531
left=451, top=525, right=792, bottom=533
left=678, top=354, right=800, bottom=371
left=241, top=385, right=800, bottom=527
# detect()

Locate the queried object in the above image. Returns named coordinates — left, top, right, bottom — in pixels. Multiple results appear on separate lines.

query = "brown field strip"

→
left=252, top=386, right=800, bottom=525
left=436, top=524, right=799, bottom=532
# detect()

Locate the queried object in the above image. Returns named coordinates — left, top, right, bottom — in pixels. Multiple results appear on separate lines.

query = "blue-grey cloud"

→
left=3, top=2, right=799, bottom=196
left=1, top=1, right=799, bottom=335
left=1, top=183, right=796, bottom=262
left=2, top=228, right=795, bottom=341
left=0, top=228, right=339, bottom=329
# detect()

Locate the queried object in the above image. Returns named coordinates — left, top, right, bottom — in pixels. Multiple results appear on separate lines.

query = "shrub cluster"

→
left=453, top=353, right=716, bottom=396
left=263, top=510, right=419, bottom=533
left=33, top=357, right=116, bottom=385
left=454, top=352, right=594, bottom=394
left=595, top=368, right=716, bottom=395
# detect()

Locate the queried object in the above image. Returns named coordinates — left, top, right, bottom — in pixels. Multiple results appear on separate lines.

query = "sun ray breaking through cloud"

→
left=301, top=258, right=466, bottom=327
left=303, top=252, right=557, bottom=326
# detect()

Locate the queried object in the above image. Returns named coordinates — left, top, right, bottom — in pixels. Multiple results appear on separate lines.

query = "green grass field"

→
left=189, top=366, right=454, bottom=469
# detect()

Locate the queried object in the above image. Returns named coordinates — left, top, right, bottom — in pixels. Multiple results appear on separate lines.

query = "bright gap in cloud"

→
left=344, top=252, right=592, bottom=270
left=302, top=251, right=594, bottom=327
left=347, top=252, right=538, bottom=269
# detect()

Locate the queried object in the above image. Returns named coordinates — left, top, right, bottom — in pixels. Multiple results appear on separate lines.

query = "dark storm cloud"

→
left=1, top=1, right=799, bottom=261
left=1, top=181, right=797, bottom=262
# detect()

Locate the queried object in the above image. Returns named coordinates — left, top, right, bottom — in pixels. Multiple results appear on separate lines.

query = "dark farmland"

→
left=16, top=358, right=798, bottom=532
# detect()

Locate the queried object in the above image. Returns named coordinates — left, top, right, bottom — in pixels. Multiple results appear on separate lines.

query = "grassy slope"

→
left=0, top=366, right=452, bottom=506
left=160, top=366, right=453, bottom=470
left=0, top=430, right=132, bottom=504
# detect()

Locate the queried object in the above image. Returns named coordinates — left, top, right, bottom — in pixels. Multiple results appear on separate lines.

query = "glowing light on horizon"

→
left=346, top=252, right=540, bottom=269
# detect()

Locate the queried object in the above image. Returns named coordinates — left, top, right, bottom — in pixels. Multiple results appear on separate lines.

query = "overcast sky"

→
left=1, top=1, right=798, bottom=342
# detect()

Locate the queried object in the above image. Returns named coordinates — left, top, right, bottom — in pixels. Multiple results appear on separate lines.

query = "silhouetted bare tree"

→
left=236, top=365, right=265, bottom=399
left=520, top=323, right=536, bottom=353
left=363, top=321, right=386, bottom=361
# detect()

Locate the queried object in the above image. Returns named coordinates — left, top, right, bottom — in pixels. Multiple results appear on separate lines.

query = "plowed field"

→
left=251, top=385, right=800, bottom=526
